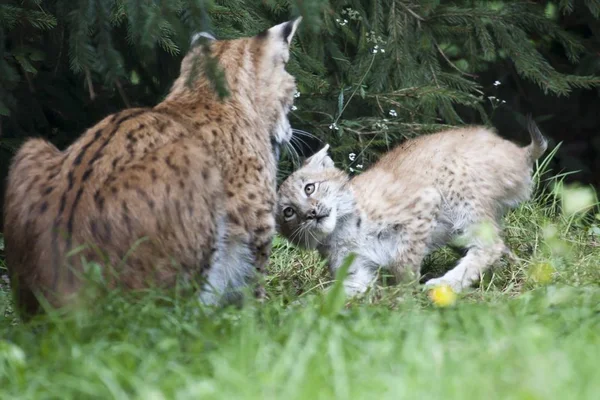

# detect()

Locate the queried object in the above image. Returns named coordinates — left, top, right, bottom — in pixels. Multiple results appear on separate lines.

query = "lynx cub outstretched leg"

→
left=424, top=219, right=506, bottom=292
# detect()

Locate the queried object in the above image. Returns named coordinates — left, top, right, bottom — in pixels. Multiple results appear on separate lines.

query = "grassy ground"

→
left=1, top=180, right=600, bottom=399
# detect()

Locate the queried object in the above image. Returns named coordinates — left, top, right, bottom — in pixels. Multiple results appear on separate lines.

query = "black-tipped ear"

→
left=283, top=17, right=302, bottom=44
left=281, top=17, right=302, bottom=44
left=191, top=31, right=216, bottom=45
left=259, top=17, right=302, bottom=44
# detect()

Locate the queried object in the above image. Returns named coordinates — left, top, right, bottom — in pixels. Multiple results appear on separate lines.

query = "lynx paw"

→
left=424, top=276, right=468, bottom=293
left=343, top=282, right=370, bottom=298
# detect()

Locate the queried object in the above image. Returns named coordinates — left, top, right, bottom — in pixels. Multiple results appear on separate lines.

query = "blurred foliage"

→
left=1, top=0, right=600, bottom=231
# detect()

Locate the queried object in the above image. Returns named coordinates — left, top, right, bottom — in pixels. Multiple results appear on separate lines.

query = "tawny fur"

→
left=277, top=118, right=547, bottom=295
left=4, top=18, right=303, bottom=315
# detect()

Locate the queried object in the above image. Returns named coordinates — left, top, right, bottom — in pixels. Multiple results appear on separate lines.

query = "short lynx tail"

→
left=525, top=114, right=548, bottom=163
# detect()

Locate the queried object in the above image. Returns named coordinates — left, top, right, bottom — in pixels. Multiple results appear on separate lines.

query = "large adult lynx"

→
left=277, top=118, right=547, bottom=295
left=4, top=18, right=302, bottom=316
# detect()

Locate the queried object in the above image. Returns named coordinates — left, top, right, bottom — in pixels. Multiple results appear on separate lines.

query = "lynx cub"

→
left=277, top=118, right=547, bottom=295
left=4, top=18, right=302, bottom=316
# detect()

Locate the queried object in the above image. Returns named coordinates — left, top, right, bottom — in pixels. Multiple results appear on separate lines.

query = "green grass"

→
left=1, top=179, right=600, bottom=399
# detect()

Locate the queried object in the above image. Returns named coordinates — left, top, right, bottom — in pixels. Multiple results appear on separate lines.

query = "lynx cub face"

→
left=278, top=118, right=547, bottom=295
left=277, top=145, right=353, bottom=248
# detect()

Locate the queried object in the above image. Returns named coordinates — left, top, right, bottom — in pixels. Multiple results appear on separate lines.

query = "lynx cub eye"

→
left=283, top=207, right=295, bottom=219
left=304, top=183, right=315, bottom=195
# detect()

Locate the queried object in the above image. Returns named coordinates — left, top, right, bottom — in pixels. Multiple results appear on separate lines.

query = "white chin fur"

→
left=311, top=207, right=338, bottom=238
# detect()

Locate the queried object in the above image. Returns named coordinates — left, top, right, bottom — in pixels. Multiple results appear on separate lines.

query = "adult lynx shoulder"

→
left=277, top=118, right=547, bottom=295
left=4, top=18, right=302, bottom=316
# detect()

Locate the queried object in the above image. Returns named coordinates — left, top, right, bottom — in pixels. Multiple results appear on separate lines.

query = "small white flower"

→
left=493, top=80, right=501, bottom=86
left=294, top=91, right=301, bottom=98
left=371, top=48, right=378, bottom=54
left=389, top=110, right=397, bottom=117
left=349, top=167, right=355, bottom=172
left=349, top=153, right=356, bottom=161
left=488, top=96, right=496, bottom=100
left=374, top=121, right=389, bottom=131
left=374, top=45, right=379, bottom=49
left=291, top=105, right=297, bottom=111
left=380, top=48, right=385, bottom=53
left=329, top=123, right=339, bottom=131
left=501, top=100, right=506, bottom=104
left=357, top=164, right=363, bottom=169
left=336, top=18, right=340, bottom=22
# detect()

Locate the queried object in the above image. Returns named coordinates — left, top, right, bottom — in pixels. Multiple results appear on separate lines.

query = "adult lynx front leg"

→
left=199, top=197, right=276, bottom=305
left=250, top=211, right=277, bottom=300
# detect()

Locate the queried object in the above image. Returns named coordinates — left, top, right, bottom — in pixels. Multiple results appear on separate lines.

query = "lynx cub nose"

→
left=306, top=209, right=317, bottom=219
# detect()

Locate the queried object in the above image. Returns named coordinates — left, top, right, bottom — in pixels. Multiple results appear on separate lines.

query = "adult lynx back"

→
left=4, top=18, right=302, bottom=316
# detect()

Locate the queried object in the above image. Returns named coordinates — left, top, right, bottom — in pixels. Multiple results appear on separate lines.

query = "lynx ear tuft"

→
left=257, top=17, right=302, bottom=45
left=191, top=31, right=216, bottom=45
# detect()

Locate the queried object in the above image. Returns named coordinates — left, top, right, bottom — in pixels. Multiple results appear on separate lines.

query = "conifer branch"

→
left=114, top=79, right=131, bottom=108
left=85, top=67, right=96, bottom=100
left=435, top=42, right=478, bottom=78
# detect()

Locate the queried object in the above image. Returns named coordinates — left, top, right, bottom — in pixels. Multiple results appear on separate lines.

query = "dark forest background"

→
left=1, top=0, right=600, bottom=233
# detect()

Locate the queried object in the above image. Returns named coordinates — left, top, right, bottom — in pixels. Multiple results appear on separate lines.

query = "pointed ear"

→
left=304, top=144, right=334, bottom=169
left=260, top=17, right=302, bottom=45
left=190, top=31, right=217, bottom=46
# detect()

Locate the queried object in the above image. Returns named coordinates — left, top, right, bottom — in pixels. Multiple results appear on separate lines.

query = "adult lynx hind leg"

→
left=3, top=138, right=65, bottom=316
left=61, top=139, right=224, bottom=310
left=84, top=137, right=225, bottom=293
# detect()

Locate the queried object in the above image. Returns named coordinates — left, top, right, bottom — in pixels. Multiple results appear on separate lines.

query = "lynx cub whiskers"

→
left=4, top=18, right=303, bottom=316
left=277, top=118, right=547, bottom=295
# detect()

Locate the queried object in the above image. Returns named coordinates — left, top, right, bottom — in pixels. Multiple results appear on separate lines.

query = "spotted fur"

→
left=4, top=18, right=303, bottom=316
left=277, top=118, right=547, bottom=295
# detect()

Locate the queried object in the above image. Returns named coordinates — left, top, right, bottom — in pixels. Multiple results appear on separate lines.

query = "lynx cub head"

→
left=173, top=18, right=303, bottom=156
left=277, top=145, right=354, bottom=249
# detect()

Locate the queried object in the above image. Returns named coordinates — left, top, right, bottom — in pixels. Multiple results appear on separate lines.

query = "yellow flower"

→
left=428, top=284, right=457, bottom=307
left=529, top=262, right=555, bottom=285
